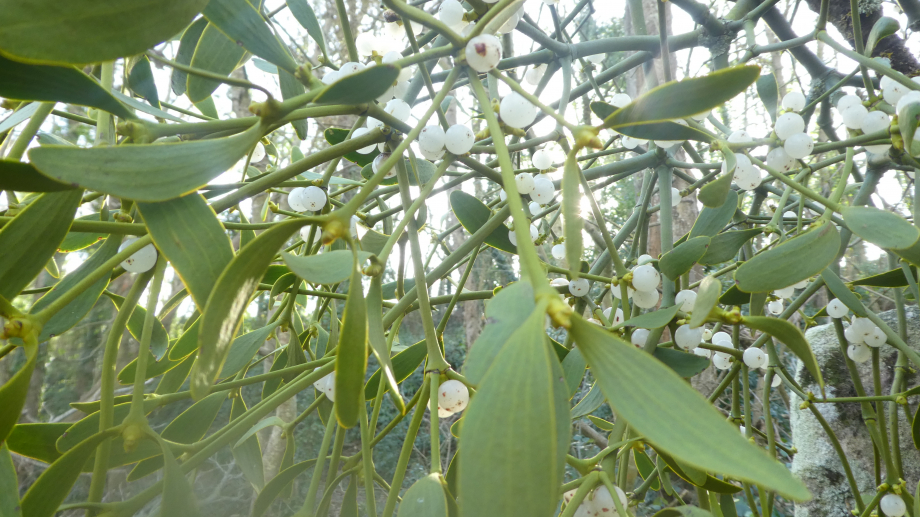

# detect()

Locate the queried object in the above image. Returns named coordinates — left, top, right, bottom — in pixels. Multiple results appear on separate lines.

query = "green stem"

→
left=127, top=258, right=167, bottom=420
left=85, top=269, right=153, bottom=515
left=381, top=381, right=429, bottom=517
left=5, top=102, right=54, bottom=161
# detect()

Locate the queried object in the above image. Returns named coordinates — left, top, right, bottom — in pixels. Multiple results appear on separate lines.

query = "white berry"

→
left=774, top=112, right=805, bottom=140
left=774, top=285, right=795, bottom=299
left=631, top=264, right=660, bottom=291
left=603, top=307, right=624, bottom=325
left=314, top=372, right=336, bottom=401
left=385, top=99, right=411, bottom=122
left=637, top=254, right=654, bottom=265
left=826, top=298, right=848, bottom=318
left=782, top=91, right=807, bottom=112
left=701, top=329, right=712, bottom=341
left=743, top=347, right=766, bottom=368
left=524, top=64, right=547, bottom=85
left=288, top=187, right=307, bottom=212
left=530, top=177, right=555, bottom=203
left=515, top=173, right=535, bottom=194
left=675, top=289, right=697, bottom=312
left=864, top=326, right=887, bottom=348
left=767, top=146, right=797, bottom=172
left=251, top=142, right=266, bottom=162
left=784, top=132, right=813, bottom=159
left=631, top=328, right=650, bottom=347
left=437, top=405, right=454, bottom=418
left=713, top=352, right=734, bottom=370
left=586, top=486, right=628, bottom=517
left=569, top=278, right=590, bottom=297
left=769, top=373, right=782, bottom=387
left=896, top=90, right=920, bottom=114
left=728, top=130, right=753, bottom=143
left=712, top=332, right=732, bottom=346
left=445, top=124, right=474, bottom=154
left=632, top=288, right=659, bottom=309
left=438, top=0, right=464, bottom=26
left=465, top=34, right=502, bottom=72
left=419, top=125, right=446, bottom=154
left=841, top=103, right=868, bottom=129
left=551, top=243, right=566, bottom=260
left=532, top=149, right=553, bottom=169
left=610, top=93, right=632, bottom=108
left=675, top=324, right=703, bottom=351
left=847, top=343, right=871, bottom=363
left=120, top=239, right=158, bottom=273
left=437, top=379, right=469, bottom=413
left=880, top=493, right=907, bottom=517
left=500, top=92, right=537, bottom=129
left=352, top=127, right=377, bottom=154
left=767, top=299, right=783, bottom=315
left=694, top=347, right=712, bottom=359
left=301, top=186, right=327, bottom=211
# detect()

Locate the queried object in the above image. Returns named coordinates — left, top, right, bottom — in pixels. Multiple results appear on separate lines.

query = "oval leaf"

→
left=137, top=194, right=236, bottom=310
left=398, top=473, right=448, bottom=517
left=0, top=0, right=210, bottom=65
left=314, top=65, right=401, bottom=105
left=203, top=0, right=298, bottom=73
left=29, top=123, right=263, bottom=202
left=734, top=223, right=840, bottom=293
left=459, top=302, right=570, bottom=517
left=689, top=276, right=722, bottom=329
left=659, top=236, right=710, bottom=279
left=450, top=190, right=516, bottom=254
left=0, top=344, right=38, bottom=444
left=689, top=190, right=738, bottom=239
left=841, top=206, right=919, bottom=251
left=698, top=229, right=762, bottom=265
left=820, top=268, right=869, bottom=317
left=742, top=315, right=824, bottom=394
left=570, top=314, right=809, bottom=500
left=282, top=249, right=373, bottom=285
left=335, top=264, right=369, bottom=428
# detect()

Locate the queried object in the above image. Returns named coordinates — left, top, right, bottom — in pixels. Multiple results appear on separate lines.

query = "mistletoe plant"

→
left=0, top=0, right=919, bottom=516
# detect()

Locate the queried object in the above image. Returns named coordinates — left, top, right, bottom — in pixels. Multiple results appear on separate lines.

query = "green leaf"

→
left=587, top=415, right=614, bottom=431
left=128, top=56, right=160, bottom=109
left=20, top=429, right=119, bottom=517
left=0, top=55, right=137, bottom=119
left=755, top=74, right=779, bottom=122
left=613, top=303, right=682, bottom=331
left=0, top=102, right=39, bottom=133
left=57, top=399, right=160, bottom=452
left=367, top=276, right=405, bottom=412
left=458, top=304, right=570, bottom=517
left=220, top=321, right=281, bottom=378
left=0, top=0, right=208, bottom=64
left=698, top=173, right=733, bottom=209
left=341, top=475, right=358, bottom=517
left=335, top=264, right=368, bottom=428
left=571, top=381, right=605, bottom=418
left=129, top=392, right=227, bottom=480
left=604, top=66, right=760, bottom=129
left=287, top=0, right=327, bottom=58
left=635, top=449, right=662, bottom=491
left=561, top=347, right=586, bottom=398
left=251, top=459, right=317, bottom=517
left=464, top=282, right=535, bottom=384
left=171, top=17, right=209, bottom=96
left=6, top=423, right=69, bottom=464
left=899, top=101, right=920, bottom=153
left=398, top=473, right=449, bottom=517
left=734, top=223, right=840, bottom=293
left=29, top=123, right=263, bottom=202
left=841, top=206, right=920, bottom=250
left=743, top=316, right=824, bottom=393
left=31, top=237, right=119, bottom=342
left=720, top=493, right=738, bottom=517
left=187, top=22, right=249, bottom=103
left=866, top=17, right=900, bottom=55
left=698, top=229, right=763, bottom=265
left=203, top=0, right=298, bottom=73
left=0, top=345, right=37, bottom=444
left=365, top=339, right=427, bottom=399
left=563, top=154, right=583, bottom=274
left=0, top=443, right=21, bottom=517
left=106, top=293, right=170, bottom=361
left=689, top=190, right=738, bottom=238
left=193, top=219, right=304, bottom=400
left=169, top=317, right=201, bottom=361
left=315, top=65, right=401, bottom=105
left=659, top=237, right=710, bottom=279
left=360, top=228, right=390, bottom=256
left=719, top=285, right=751, bottom=306
left=653, top=506, right=714, bottom=517
left=653, top=347, right=711, bottom=378
left=159, top=435, right=204, bottom=517
left=280, top=70, right=309, bottom=139
left=230, top=396, right=264, bottom=491
left=324, top=128, right=380, bottom=167
left=850, top=266, right=918, bottom=287
left=570, top=314, right=809, bottom=500
left=450, top=190, right=516, bottom=254
left=0, top=160, right=75, bottom=192
left=617, top=121, right=714, bottom=143
left=690, top=276, right=722, bottom=329
left=821, top=268, right=868, bottom=317
left=137, top=194, right=235, bottom=310
left=282, top=250, right=374, bottom=285
left=0, top=189, right=82, bottom=299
